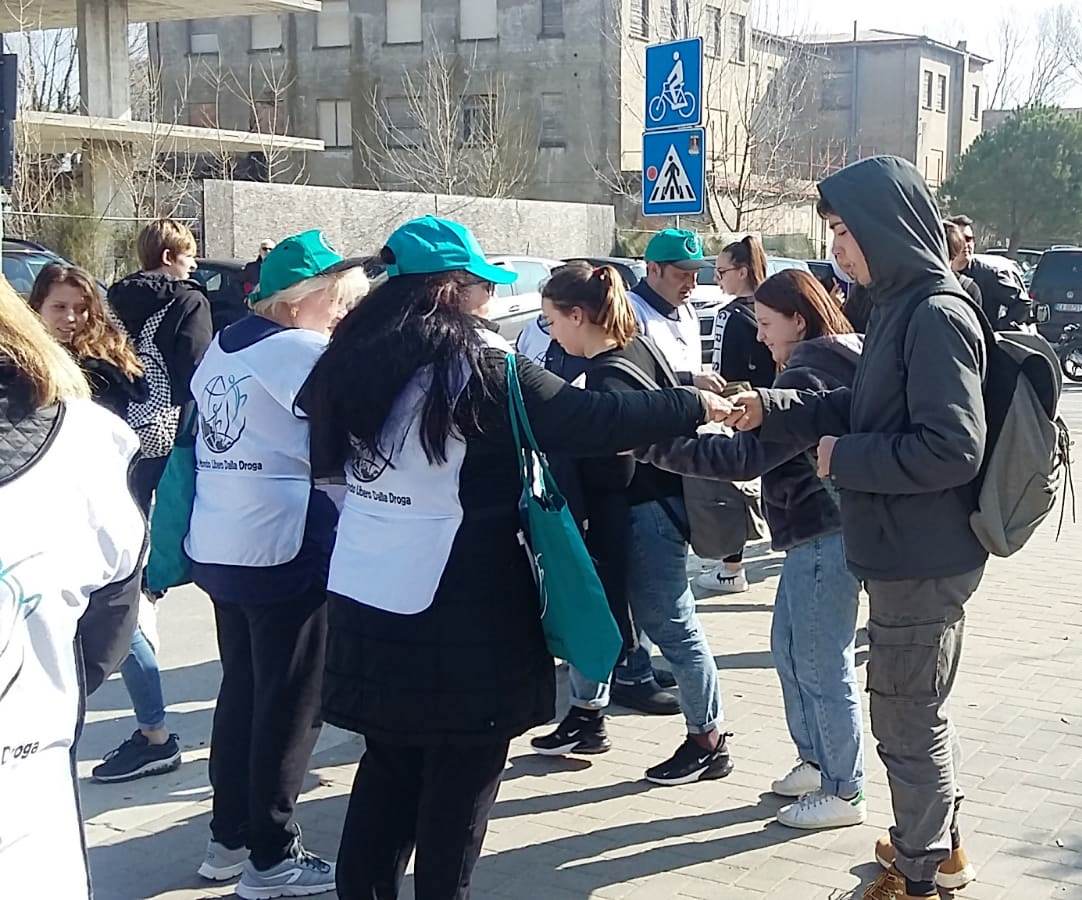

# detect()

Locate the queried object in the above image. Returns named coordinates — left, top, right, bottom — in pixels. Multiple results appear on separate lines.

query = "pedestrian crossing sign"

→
left=642, top=127, right=706, bottom=217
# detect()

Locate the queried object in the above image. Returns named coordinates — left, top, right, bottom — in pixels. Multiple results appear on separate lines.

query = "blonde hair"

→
left=30, top=263, right=143, bottom=380
left=137, top=218, right=197, bottom=270
left=251, top=267, right=371, bottom=322
left=0, top=275, right=90, bottom=407
left=542, top=264, right=639, bottom=347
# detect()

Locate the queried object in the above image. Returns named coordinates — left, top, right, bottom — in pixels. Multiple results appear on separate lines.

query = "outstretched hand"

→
left=693, top=371, right=727, bottom=395
left=721, top=391, right=764, bottom=431
left=698, top=390, right=736, bottom=424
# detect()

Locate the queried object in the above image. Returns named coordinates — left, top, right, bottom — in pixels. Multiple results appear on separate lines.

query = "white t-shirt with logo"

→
left=186, top=326, right=327, bottom=567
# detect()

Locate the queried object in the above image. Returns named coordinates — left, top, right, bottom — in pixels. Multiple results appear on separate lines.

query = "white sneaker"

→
left=771, top=760, right=822, bottom=797
left=777, top=789, right=867, bottom=830
left=197, top=839, right=249, bottom=880
left=694, top=566, right=748, bottom=594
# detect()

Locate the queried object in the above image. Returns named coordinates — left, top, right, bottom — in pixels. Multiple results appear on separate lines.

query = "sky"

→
left=782, top=0, right=1082, bottom=107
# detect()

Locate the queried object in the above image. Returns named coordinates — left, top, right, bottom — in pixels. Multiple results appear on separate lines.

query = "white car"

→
left=486, top=255, right=564, bottom=343
left=692, top=256, right=813, bottom=364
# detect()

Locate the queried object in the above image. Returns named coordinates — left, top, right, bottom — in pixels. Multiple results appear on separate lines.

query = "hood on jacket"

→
left=817, top=156, right=953, bottom=301
left=784, top=333, right=863, bottom=383
left=107, top=272, right=204, bottom=337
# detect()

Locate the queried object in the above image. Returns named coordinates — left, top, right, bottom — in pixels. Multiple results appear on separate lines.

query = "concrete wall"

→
left=203, top=180, right=616, bottom=259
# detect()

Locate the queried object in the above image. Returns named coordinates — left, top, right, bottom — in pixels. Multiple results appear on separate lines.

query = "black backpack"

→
left=897, top=287, right=1071, bottom=556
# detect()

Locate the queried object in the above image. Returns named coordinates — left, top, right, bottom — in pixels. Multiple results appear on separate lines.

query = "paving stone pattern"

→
left=84, top=385, right=1082, bottom=899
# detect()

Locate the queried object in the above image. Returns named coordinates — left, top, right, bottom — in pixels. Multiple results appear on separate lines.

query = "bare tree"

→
left=355, top=36, right=538, bottom=199
left=989, top=5, right=1080, bottom=109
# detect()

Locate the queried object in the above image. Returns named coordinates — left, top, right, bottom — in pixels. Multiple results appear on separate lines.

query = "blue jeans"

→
left=772, top=532, right=863, bottom=797
left=120, top=625, right=167, bottom=732
left=570, top=500, right=723, bottom=733
left=613, top=633, right=654, bottom=685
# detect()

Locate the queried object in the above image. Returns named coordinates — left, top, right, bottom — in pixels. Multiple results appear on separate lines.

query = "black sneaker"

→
left=91, top=730, right=182, bottom=783
left=653, top=667, right=677, bottom=689
left=611, top=679, right=680, bottom=715
left=645, top=734, right=734, bottom=786
left=531, top=710, right=611, bottom=756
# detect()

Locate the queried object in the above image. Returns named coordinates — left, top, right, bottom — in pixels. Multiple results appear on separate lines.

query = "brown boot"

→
left=863, top=867, right=936, bottom=899
left=875, top=835, right=977, bottom=890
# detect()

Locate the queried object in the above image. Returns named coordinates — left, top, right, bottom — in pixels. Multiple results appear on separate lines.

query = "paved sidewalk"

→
left=85, top=385, right=1082, bottom=900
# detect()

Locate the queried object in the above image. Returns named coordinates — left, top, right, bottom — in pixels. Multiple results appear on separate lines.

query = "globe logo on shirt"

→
left=200, top=374, right=252, bottom=454
left=349, top=438, right=391, bottom=483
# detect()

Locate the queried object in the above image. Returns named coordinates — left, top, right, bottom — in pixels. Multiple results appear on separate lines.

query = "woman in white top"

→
left=0, top=279, right=146, bottom=899
left=186, top=231, right=368, bottom=900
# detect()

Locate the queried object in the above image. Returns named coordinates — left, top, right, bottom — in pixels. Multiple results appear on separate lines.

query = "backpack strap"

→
left=895, top=280, right=994, bottom=380
left=593, top=356, right=661, bottom=391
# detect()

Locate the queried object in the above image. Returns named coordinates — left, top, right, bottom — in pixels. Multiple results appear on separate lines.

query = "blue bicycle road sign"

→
left=644, top=37, right=703, bottom=131
left=642, top=127, right=705, bottom=217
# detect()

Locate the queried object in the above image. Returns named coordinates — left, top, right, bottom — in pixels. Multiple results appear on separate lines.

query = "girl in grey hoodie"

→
left=641, top=270, right=866, bottom=831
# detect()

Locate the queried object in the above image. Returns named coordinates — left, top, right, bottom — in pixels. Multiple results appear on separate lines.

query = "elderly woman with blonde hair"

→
left=186, top=231, right=369, bottom=899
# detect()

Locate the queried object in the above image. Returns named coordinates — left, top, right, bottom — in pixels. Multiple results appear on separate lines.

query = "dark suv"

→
left=1030, top=248, right=1082, bottom=341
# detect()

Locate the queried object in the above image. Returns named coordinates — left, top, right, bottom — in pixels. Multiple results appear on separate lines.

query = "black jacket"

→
left=963, top=255, right=1029, bottom=330
left=844, top=284, right=873, bottom=333
left=714, top=297, right=776, bottom=387
left=757, top=156, right=988, bottom=581
left=315, top=350, right=708, bottom=745
left=81, top=357, right=149, bottom=421
left=0, top=367, right=142, bottom=694
left=107, top=272, right=213, bottom=405
left=958, top=273, right=983, bottom=309
left=641, top=335, right=862, bottom=551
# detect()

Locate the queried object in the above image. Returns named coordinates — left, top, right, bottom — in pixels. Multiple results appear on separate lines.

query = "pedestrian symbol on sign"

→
left=648, top=144, right=696, bottom=205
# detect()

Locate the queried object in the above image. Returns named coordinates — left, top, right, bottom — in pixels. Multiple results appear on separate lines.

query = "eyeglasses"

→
left=715, top=266, right=740, bottom=277
left=463, top=277, right=496, bottom=296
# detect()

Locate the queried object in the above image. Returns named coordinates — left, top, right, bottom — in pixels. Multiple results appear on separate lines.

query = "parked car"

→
left=3, top=239, right=68, bottom=296
left=563, top=256, right=647, bottom=289
left=1029, top=247, right=1082, bottom=342
left=692, top=256, right=813, bottom=363
left=487, top=255, right=563, bottom=341
left=192, top=259, right=251, bottom=333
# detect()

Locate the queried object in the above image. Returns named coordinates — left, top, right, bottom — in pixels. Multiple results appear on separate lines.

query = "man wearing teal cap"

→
left=627, top=229, right=723, bottom=392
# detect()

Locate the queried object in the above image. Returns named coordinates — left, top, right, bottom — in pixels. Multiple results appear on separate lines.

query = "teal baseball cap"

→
left=249, top=229, right=343, bottom=303
left=383, top=216, right=517, bottom=285
left=644, top=228, right=710, bottom=271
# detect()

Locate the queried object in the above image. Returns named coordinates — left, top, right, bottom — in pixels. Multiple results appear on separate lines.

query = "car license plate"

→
left=1055, top=303, right=1082, bottom=313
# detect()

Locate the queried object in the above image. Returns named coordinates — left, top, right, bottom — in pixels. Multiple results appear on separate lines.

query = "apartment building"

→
left=151, top=0, right=755, bottom=207
left=787, top=29, right=988, bottom=190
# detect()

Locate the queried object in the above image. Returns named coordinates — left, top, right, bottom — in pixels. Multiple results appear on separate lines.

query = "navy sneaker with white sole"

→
left=531, top=710, right=611, bottom=756
left=645, top=734, right=734, bottom=786
left=91, top=731, right=181, bottom=783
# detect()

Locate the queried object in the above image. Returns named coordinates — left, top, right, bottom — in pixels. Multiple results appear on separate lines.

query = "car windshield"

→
left=1034, top=253, right=1082, bottom=288
left=697, top=266, right=716, bottom=285
left=3, top=250, right=63, bottom=295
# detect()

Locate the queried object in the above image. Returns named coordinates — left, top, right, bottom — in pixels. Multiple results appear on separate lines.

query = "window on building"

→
left=922, top=70, right=933, bottom=109
left=924, top=148, right=945, bottom=186
left=460, top=0, right=498, bottom=40
left=727, top=13, right=746, bottom=64
left=250, top=14, right=282, bottom=50
left=936, top=73, right=947, bottom=112
left=971, top=84, right=980, bottom=120
left=318, top=99, right=352, bottom=148
left=629, top=0, right=649, bottom=39
left=189, top=102, right=218, bottom=128
left=540, top=92, right=565, bottom=147
left=704, top=7, right=723, bottom=56
left=668, top=0, right=689, bottom=38
left=386, top=0, right=422, bottom=43
left=462, top=93, right=496, bottom=146
left=540, top=0, right=563, bottom=36
left=317, top=0, right=351, bottom=47
left=385, top=96, right=423, bottom=148
left=189, top=20, right=220, bottom=55
left=821, top=71, right=852, bottom=110
left=252, top=99, right=288, bottom=135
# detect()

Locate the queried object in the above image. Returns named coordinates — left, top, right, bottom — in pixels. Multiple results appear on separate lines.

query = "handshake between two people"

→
left=691, top=375, right=838, bottom=479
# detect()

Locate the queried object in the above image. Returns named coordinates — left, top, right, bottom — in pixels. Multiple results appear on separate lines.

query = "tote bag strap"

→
left=505, top=353, right=562, bottom=504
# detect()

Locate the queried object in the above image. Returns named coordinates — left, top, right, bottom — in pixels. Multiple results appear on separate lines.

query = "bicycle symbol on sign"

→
left=648, top=51, right=697, bottom=123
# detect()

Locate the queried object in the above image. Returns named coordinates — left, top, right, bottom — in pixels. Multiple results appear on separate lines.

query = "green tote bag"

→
left=145, top=407, right=197, bottom=594
left=505, top=353, right=622, bottom=683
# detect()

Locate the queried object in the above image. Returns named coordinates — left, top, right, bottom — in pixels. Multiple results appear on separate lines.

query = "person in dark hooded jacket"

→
left=641, top=270, right=867, bottom=831
left=725, top=156, right=986, bottom=900
left=91, top=219, right=212, bottom=786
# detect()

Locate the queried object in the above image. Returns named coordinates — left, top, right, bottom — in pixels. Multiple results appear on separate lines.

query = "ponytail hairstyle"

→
left=754, top=269, right=854, bottom=340
left=541, top=264, right=638, bottom=347
left=722, top=234, right=768, bottom=290
left=30, top=263, right=143, bottom=380
left=0, top=276, right=89, bottom=408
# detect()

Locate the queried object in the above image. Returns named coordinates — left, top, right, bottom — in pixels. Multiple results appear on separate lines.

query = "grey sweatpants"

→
left=865, top=567, right=984, bottom=883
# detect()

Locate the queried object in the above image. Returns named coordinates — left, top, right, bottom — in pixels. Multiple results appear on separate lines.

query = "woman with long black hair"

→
left=298, top=216, right=732, bottom=900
